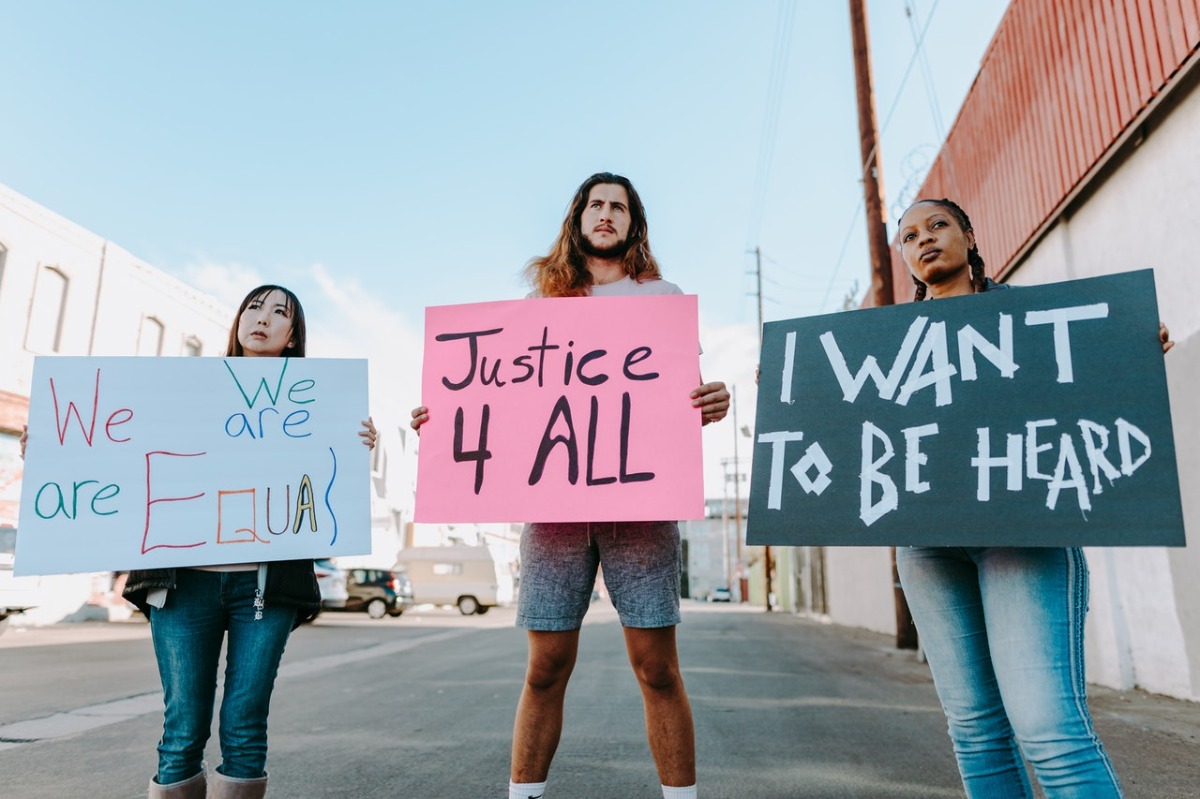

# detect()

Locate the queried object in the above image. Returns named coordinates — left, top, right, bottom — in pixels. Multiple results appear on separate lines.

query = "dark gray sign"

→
left=747, top=269, right=1185, bottom=547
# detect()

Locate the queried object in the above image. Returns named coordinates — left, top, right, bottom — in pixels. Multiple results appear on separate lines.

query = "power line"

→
left=857, top=0, right=942, bottom=181
left=818, top=200, right=863, bottom=313
left=745, top=0, right=798, bottom=246
left=907, top=0, right=946, bottom=142
left=818, top=0, right=944, bottom=313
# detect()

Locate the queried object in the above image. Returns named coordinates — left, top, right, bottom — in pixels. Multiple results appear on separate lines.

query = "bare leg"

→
left=510, top=629, right=581, bottom=783
left=624, top=626, right=696, bottom=787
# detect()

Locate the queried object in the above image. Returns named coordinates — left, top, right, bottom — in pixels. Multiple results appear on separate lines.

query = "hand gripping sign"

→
left=747, top=269, right=1185, bottom=548
left=16, top=357, right=371, bottom=575
left=414, top=294, right=705, bottom=524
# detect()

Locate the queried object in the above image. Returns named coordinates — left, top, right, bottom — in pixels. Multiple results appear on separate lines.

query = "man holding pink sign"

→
left=412, top=173, right=728, bottom=799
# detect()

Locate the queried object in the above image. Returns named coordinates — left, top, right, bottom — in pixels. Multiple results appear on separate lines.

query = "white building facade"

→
left=0, top=182, right=408, bottom=624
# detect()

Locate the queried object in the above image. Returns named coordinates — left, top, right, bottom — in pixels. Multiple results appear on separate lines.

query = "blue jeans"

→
left=149, top=568, right=296, bottom=783
left=896, top=546, right=1122, bottom=799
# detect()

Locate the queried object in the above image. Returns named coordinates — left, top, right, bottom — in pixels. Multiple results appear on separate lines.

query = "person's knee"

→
left=525, top=650, right=575, bottom=692
left=633, top=656, right=683, bottom=693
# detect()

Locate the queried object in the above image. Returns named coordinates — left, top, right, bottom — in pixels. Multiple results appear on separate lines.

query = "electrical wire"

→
left=745, top=0, right=798, bottom=248
left=817, top=0, right=944, bottom=313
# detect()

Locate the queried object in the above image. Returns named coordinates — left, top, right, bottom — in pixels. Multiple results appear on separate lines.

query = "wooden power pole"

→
left=848, top=0, right=916, bottom=650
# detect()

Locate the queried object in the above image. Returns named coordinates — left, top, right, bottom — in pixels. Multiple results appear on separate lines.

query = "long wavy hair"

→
left=905, top=198, right=989, bottom=301
left=224, top=284, right=307, bottom=357
left=524, top=172, right=663, bottom=298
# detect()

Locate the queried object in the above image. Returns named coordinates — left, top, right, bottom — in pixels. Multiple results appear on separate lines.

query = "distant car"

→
left=0, top=528, right=38, bottom=637
left=313, top=558, right=348, bottom=609
left=335, top=567, right=414, bottom=619
left=709, top=587, right=733, bottom=603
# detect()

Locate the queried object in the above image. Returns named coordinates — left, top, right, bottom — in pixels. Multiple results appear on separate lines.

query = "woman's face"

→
left=236, top=289, right=295, bottom=357
left=898, top=202, right=976, bottom=296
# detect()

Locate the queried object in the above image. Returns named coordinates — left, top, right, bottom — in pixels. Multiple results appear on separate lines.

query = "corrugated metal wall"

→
left=890, top=0, right=1200, bottom=300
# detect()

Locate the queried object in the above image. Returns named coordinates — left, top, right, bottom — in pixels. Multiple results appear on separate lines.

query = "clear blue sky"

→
left=1, top=0, right=1011, bottom=494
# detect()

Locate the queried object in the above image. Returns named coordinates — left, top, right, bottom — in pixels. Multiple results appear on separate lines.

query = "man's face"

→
left=579, top=183, right=632, bottom=258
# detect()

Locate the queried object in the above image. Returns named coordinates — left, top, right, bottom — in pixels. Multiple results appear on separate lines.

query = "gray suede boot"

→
left=148, top=771, right=206, bottom=799
left=207, top=769, right=268, bottom=799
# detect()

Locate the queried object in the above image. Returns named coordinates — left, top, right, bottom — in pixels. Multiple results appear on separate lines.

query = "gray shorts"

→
left=517, top=521, right=682, bottom=631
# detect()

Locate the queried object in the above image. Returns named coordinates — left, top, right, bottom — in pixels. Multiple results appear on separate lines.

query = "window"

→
left=25, top=265, right=68, bottom=353
left=432, top=563, right=463, bottom=576
left=137, top=316, right=165, bottom=356
left=183, top=335, right=203, bottom=356
left=0, top=243, right=7, bottom=298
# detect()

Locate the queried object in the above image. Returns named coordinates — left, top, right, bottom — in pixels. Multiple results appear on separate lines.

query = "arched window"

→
left=137, top=316, right=165, bottom=356
left=25, top=265, right=68, bottom=353
left=0, top=243, right=8, bottom=298
left=183, top=335, right=203, bottom=356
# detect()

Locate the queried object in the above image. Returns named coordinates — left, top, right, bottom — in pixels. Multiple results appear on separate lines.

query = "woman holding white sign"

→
left=893, top=199, right=1173, bottom=799
left=112, top=285, right=376, bottom=799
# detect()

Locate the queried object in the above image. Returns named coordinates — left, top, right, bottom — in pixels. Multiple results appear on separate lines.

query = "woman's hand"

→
left=360, top=416, right=378, bottom=450
left=19, top=424, right=27, bottom=460
left=410, top=406, right=429, bottom=435
left=691, top=382, right=730, bottom=426
left=1160, top=322, right=1174, bottom=354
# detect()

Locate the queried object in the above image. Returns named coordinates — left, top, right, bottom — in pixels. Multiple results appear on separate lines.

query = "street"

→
left=2, top=601, right=1198, bottom=798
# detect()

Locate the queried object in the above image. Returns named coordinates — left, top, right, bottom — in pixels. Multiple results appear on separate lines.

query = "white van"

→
left=394, top=546, right=500, bottom=615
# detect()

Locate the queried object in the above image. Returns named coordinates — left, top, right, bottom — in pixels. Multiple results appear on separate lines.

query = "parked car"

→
left=313, top=558, right=348, bottom=610
left=709, top=587, right=733, bottom=603
left=0, top=528, right=37, bottom=637
left=333, top=567, right=414, bottom=619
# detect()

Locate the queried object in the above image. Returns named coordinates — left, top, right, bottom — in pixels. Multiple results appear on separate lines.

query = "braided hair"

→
left=908, top=198, right=988, bottom=301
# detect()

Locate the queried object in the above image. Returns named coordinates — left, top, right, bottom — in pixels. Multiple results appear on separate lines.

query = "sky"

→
left=1, top=0, right=1011, bottom=498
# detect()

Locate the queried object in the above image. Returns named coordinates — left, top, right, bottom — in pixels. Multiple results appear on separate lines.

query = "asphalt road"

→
left=2, top=601, right=1197, bottom=798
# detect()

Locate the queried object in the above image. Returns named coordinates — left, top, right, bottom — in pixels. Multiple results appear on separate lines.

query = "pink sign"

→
left=415, top=295, right=705, bottom=523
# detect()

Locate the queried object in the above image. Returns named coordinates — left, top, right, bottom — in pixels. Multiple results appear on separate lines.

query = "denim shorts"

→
left=517, top=521, right=681, bottom=631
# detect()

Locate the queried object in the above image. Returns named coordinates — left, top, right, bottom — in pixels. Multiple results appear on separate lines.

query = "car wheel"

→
left=476, top=605, right=490, bottom=615
left=366, top=598, right=388, bottom=619
left=457, top=596, right=480, bottom=615
left=387, top=608, right=404, bottom=617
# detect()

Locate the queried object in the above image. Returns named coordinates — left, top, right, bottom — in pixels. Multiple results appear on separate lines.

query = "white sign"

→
left=16, top=357, right=372, bottom=575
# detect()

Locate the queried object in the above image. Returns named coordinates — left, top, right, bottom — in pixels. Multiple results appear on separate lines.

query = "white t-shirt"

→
left=589, top=276, right=684, bottom=297
left=528, top=276, right=699, bottom=353
left=526, top=276, right=684, bottom=299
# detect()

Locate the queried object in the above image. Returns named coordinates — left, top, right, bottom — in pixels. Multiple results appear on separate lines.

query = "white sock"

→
left=508, top=780, right=547, bottom=799
left=662, top=785, right=697, bottom=799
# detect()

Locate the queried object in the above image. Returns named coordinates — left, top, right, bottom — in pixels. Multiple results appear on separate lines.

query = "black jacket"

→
left=123, top=559, right=321, bottom=627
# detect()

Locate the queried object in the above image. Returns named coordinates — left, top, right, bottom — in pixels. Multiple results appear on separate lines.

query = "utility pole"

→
left=751, top=249, right=772, bottom=612
left=754, top=246, right=764, bottom=348
left=848, top=0, right=915, bottom=649
left=731, top=385, right=745, bottom=604
left=849, top=0, right=894, bottom=310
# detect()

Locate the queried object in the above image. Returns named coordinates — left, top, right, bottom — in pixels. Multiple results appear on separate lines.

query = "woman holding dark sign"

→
left=24, top=285, right=378, bottom=799
left=893, top=198, right=1173, bottom=799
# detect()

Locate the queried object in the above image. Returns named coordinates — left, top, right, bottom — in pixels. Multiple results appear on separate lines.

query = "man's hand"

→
left=410, top=406, right=429, bottom=435
left=1160, top=322, right=1174, bottom=354
left=691, top=382, right=730, bottom=426
left=19, top=424, right=27, bottom=460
